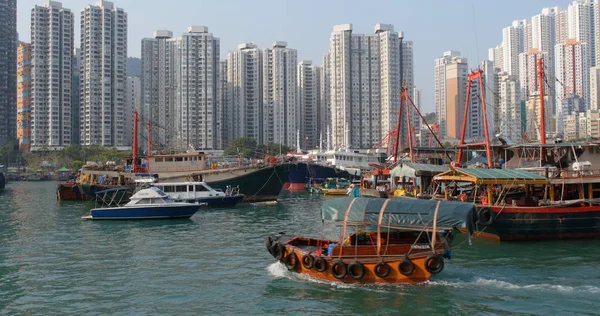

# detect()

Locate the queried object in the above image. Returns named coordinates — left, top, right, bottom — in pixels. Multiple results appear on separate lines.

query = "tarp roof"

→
left=434, top=167, right=547, bottom=185
left=506, top=142, right=589, bottom=149
left=321, top=197, right=476, bottom=234
left=57, top=167, right=71, bottom=172
left=390, top=163, right=449, bottom=179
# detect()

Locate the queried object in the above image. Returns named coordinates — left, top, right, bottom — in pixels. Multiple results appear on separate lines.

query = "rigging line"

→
left=478, top=81, right=528, bottom=138
left=472, top=4, right=481, bottom=63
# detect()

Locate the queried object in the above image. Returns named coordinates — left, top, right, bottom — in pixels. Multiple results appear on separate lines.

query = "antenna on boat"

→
left=319, top=132, right=323, bottom=153
left=297, top=129, right=301, bottom=153
left=327, top=126, right=331, bottom=151
left=133, top=110, right=139, bottom=173
left=538, top=56, right=546, bottom=148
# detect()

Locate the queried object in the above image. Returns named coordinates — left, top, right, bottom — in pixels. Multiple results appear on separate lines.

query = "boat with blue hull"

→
left=83, top=187, right=201, bottom=220
left=285, top=162, right=350, bottom=190
left=152, top=181, right=244, bottom=208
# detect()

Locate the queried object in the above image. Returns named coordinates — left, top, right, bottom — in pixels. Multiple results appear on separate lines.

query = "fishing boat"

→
left=319, top=178, right=351, bottom=195
left=152, top=181, right=244, bottom=207
left=264, top=197, right=476, bottom=284
left=433, top=167, right=600, bottom=241
left=82, top=187, right=202, bottom=220
left=285, top=162, right=350, bottom=191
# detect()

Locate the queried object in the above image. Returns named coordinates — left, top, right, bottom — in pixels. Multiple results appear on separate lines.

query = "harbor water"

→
left=1, top=181, right=599, bottom=315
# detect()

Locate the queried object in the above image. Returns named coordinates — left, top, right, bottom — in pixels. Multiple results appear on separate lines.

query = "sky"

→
left=17, top=0, right=575, bottom=113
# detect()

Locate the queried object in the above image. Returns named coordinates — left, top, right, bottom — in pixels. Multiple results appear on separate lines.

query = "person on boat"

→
left=459, top=191, right=468, bottom=202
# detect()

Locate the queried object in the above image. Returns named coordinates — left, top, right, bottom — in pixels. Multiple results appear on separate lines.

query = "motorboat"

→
left=82, top=187, right=202, bottom=220
left=265, top=197, right=476, bottom=284
left=152, top=181, right=244, bottom=208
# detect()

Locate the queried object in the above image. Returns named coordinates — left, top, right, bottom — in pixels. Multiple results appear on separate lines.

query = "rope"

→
left=247, top=167, right=277, bottom=202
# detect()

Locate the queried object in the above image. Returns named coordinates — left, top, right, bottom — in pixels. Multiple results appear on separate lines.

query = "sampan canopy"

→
left=321, top=197, right=477, bottom=234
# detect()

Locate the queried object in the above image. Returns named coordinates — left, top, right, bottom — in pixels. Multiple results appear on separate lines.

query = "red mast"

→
left=538, top=57, right=546, bottom=145
left=393, top=87, right=404, bottom=163
left=404, top=88, right=414, bottom=162
left=132, top=110, right=139, bottom=172
left=147, top=122, right=151, bottom=172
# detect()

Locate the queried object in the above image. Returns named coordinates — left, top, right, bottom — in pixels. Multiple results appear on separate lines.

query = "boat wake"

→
left=266, top=262, right=357, bottom=289
left=429, top=277, right=600, bottom=294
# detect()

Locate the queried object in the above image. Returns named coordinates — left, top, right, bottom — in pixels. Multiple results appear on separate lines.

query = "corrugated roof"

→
left=455, top=168, right=546, bottom=180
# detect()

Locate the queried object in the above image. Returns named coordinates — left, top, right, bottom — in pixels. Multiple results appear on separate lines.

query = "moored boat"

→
left=433, top=167, right=600, bottom=241
left=285, top=162, right=350, bottom=191
left=83, top=187, right=202, bottom=220
left=152, top=181, right=244, bottom=208
left=265, top=197, right=476, bottom=284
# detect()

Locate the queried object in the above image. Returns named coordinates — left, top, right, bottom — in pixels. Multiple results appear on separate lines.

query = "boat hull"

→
left=360, top=188, right=389, bottom=198
left=321, top=189, right=348, bottom=195
left=176, top=194, right=244, bottom=208
left=57, top=182, right=90, bottom=201
left=204, top=164, right=293, bottom=203
left=87, top=204, right=200, bottom=220
left=0, top=173, right=5, bottom=190
left=265, top=234, right=444, bottom=284
left=479, top=205, right=600, bottom=241
left=285, top=163, right=350, bottom=191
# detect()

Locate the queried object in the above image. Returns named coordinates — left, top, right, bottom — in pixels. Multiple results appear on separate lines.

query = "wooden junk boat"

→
left=264, top=197, right=476, bottom=284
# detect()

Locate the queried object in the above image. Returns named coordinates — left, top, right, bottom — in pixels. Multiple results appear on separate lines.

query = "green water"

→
left=0, top=181, right=599, bottom=315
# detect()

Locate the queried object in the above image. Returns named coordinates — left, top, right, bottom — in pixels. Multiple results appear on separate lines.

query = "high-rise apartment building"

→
left=525, top=93, right=552, bottom=140
left=17, top=44, right=33, bottom=152
left=567, top=0, right=593, bottom=66
left=174, top=26, right=220, bottom=150
left=434, top=51, right=468, bottom=139
left=80, top=0, right=127, bottom=147
left=262, top=41, right=297, bottom=147
left=328, top=23, right=413, bottom=149
left=502, top=20, right=527, bottom=77
left=0, top=0, right=17, bottom=146
left=554, top=39, right=589, bottom=112
left=489, top=45, right=504, bottom=71
left=31, top=1, right=74, bottom=148
left=125, top=76, right=140, bottom=147
left=226, top=43, right=262, bottom=144
left=298, top=60, right=318, bottom=149
left=218, top=60, right=228, bottom=146
left=518, top=49, right=550, bottom=102
left=71, top=48, right=80, bottom=144
left=497, top=72, right=522, bottom=141
left=591, top=66, right=600, bottom=110
left=532, top=8, right=558, bottom=54
left=141, top=30, right=176, bottom=148
left=319, top=53, right=331, bottom=144
left=466, top=61, right=496, bottom=140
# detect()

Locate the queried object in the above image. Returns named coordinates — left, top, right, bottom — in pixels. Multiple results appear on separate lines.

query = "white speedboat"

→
left=152, top=182, right=244, bottom=207
left=82, top=187, right=202, bottom=220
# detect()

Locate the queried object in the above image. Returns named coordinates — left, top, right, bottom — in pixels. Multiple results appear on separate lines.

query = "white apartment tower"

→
left=218, top=60, right=228, bottom=146
left=262, top=41, right=297, bottom=147
left=489, top=45, right=504, bottom=72
left=328, top=23, right=413, bottom=149
left=567, top=0, right=593, bottom=66
left=141, top=30, right=176, bottom=149
left=124, top=76, right=140, bottom=147
left=502, top=20, right=527, bottom=77
left=31, top=1, right=74, bottom=147
left=298, top=60, right=318, bottom=149
left=591, top=66, right=600, bottom=110
left=226, top=43, right=262, bottom=144
left=554, top=39, right=589, bottom=110
left=466, top=60, right=496, bottom=140
left=434, top=51, right=468, bottom=139
left=80, top=1, right=127, bottom=146
left=518, top=49, right=550, bottom=102
left=497, top=72, right=522, bottom=141
left=174, top=26, right=220, bottom=150
left=319, top=53, right=331, bottom=144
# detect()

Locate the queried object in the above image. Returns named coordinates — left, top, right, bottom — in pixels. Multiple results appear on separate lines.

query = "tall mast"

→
left=132, top=110, right=139, bottom=172
left=538, top=56, right=546, bottom=145
left=393, top=87, right=404, bottom=163
left=147, top=122, right=151, bottom=173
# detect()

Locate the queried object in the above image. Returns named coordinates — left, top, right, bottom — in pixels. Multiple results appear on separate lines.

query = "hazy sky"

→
left=17, top=0, right=574, bottom=113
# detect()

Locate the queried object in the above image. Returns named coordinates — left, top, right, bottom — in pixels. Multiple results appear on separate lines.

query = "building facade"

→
left=298, top=60, right=318, bottom=149
left=125, top=76, right=141, bottom=147
left=554, top=39, right=589, bottom=113
left=80, top=0, right=127, bottom=147
left=174, top=26, right=220, bottom=150
left=17, top=44, right=33, bottom=152
left=434, top=51, right=468, bottom=139
left=0, top=0, right=17, bottom=145
left=497, top=72, right=522, bottom=141
left=141, top=30, right=176, bottom=149
left=31, top=1, right=74, bottom=148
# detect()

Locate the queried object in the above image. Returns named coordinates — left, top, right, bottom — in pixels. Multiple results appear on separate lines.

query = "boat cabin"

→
left=147, top=153, right=208, bottom=173
left=152, top=181, right=233, bottom=200
left=127, top=187, right=175, bottom=205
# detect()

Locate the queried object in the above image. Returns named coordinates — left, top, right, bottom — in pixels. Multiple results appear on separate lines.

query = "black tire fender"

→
left=374, top=262, right=391, bottom=278
left=399, top=257, right=415, bottom=276
left=270, top=242, right=285, bottom=261
left=477, top=207, right=495, bottom=226
left=424, top=254, right=445, bottom=275
left=348, top=261, right=365, bottom=279
left=331, top=260, right=347, bottom=279
left=264, top=236, right=273, bottom=256
left=284, top=252, right=298, bottom=271
left=314, top=257, right=328, bottom=272
left=301, top=254, right=315, bottom=269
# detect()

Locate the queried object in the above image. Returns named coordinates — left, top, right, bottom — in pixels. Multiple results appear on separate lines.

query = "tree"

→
left=423, top=112, right=436, bottom=124
left=71, top=160, right=84, bottom=171
left=263, top=143, right=291, bottom=156
left=224, top=138, right=258, bottom=158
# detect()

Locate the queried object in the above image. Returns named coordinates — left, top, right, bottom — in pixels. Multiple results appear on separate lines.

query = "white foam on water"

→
left=428, top=277, right=600, bottom=294
left=265, top=262, right=379, bottom=290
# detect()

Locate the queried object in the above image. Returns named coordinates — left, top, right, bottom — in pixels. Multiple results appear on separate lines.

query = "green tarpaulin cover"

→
left=321, top=197, right=476, bottom=234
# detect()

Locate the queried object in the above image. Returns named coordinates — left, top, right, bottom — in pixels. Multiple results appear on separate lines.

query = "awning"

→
left=390, top=163, right=449, bottom=179
left=433, top=167, right=547, bottom=185
left=321, top=197, right=476, bottom=234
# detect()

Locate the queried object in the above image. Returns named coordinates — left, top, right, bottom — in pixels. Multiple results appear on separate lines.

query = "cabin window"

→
left=162, top=186, right=174, bottom=193
left=195, top=185, right=209, bottom=192
left=184, top=157, right=188, bottom=161
left=136, top=198, right=152, bottom=204
left=188, top=185, right=194, bottom=191
left=175, top=157, right=183, bottom=162
left=166, top=158, right=174, bottom=162
left=176, top=185, right=187, bottom=192
left=192, top=157, right=197, bottom=161
left=154, top=158, right=163, bottom=162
